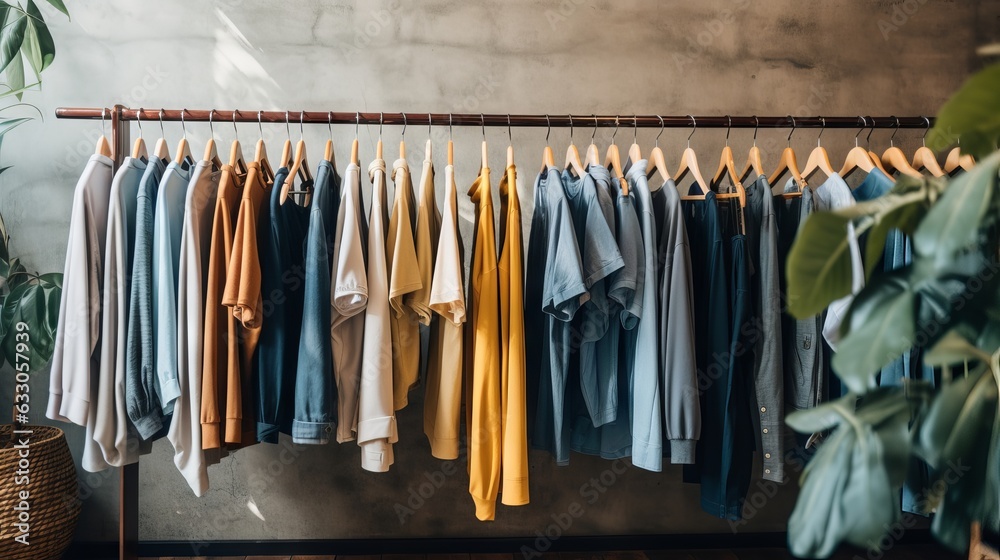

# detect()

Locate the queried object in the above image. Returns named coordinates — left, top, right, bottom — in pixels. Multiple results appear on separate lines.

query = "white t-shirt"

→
left=357, top=157, right=398, bottom=472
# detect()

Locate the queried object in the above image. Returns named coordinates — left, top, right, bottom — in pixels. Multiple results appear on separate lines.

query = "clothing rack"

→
left=54, top=104, right=936, bottom=560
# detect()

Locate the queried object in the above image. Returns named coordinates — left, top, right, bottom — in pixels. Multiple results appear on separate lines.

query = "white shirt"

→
left=47, top=153, right=113, bottom=429
left=357, top=157, right=398, bottom=472
left=168, top=159, right=222, bottom=496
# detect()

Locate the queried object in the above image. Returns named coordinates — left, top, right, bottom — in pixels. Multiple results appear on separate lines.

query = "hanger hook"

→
left=786, top=115, right=796, bottom=146
left=612, top=115, right=620, bottom=143
left=180, top=109, right=187, bottom=139
left=136, top=107, right=144, bottom=138
left=817, top=116, right=825, bottom=146
left=922, top=116, right=931, bottom=147
left=655, top=115, right=664, bottom=147
left=448, top=113, right=453, bottom=141
left=428, top=113, right=432, bottom=138
left=865, top=115, right=875, bottom=148
left=257, top=110, right=264, bottom=139
left=232, top=109, right=239, bottom=138
left=299, top=111, right=305, bottom=140
left=355, top=112, right=360, bottom=139
left=854, top=116, right=866, bottom=147
left=401, top=113, right=407, bottom=140
left=284, top=110, right=291, bottom=142
left=101, top=108, right=108, bottom=137
left=159, top=108, right=166, bottom=139
left=207, top=109, right=215, bottom=140
left=633, top=115, right=638, bottom=144
left=507, top=114, right=512, bottom=146
left=725, top=115, right=731, bottom=146
left=686, top=115, right=696, bottom=148
left=591, top=114, right=598, bottom=142
left=328, top=111, right=333, bottom=140
left=752, top=115, right=759, bottom=147
left=546, top=115, right=551, bottom=144
left=890, top=115, right=900, bottom=147
left=568, top=114, right=574, bottom=142
left=379, top=112, right=383, bottom=140
left=481, top=113, right=486, bottom=141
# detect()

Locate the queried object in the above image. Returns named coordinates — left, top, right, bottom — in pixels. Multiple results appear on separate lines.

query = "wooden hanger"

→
left=646, top=115, right=670, bottom=187
left=711, top=116, right=746, bottom=207
left=506, top=114, right=514, bottom=167
left=351, top=112, right=360, bottom=166
left=585, top=114, right=600, bottom=167
left=801, top=117, right=835, bottom=181
left=605, top=116, right=628, bottom=195
left=174, top=109, right=192, bottom=166
left=564, top=115, right=585, bottom=178
left=769, top=116, right=805, bottom=196
left=840, top=117, right=876, bottom=179
left=944, top=145, right=975, bottom=175
left=540, top=115, right=555, bottom=173
left=324, top=111, right=337, bottom=167
left=627, top=115, right=642, bottom=164
left=251, top=111, right=275, bottom=183
left=881, top=117, right=923, bottom=178
left=131, top=108, right=148, bottom=160
left=95, top=108, right=112, bottom=157
left=153, top=109, right=171, bottom=161
left=228, top=110, right=247, bottom=175
left=280, top=112, right=314, bottom=204
left=676, top=115, right=709, bottom=197
left=740, top=116, right=765, bottom=183
left=911, top=117, right=945, bottom=177
left=480, top=113, right=488, bottom=171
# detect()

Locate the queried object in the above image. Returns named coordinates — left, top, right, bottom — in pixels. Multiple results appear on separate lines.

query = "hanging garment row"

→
left=46, top=112, right=973, bottom=523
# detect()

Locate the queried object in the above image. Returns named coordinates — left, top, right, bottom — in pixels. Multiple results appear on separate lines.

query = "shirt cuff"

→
left=159, top=377, right=181, bottom=415
left=360, top=439, right=395, bottom=472
left=357, top=415, right=398, bottom=445
left=202, top=423, right=221, bottom=450
left=631, top=439, right=663, bottom=472
left=670, top=439, right=697, bottom=464
left=132, top=411, right=163, bottom=441
left=473, top=496, right=496, bottom=521
left=292, top=419, right=333, bottom=445
left=52, top=390, right=89, bottom=426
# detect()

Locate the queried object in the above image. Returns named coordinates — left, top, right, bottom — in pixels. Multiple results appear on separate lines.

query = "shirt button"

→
left=325, top=425, right=333, bottom=433
left=765, top=453, right=771, bottom=459
left=760, top=407, right=766, bottom=413
left=762, top=428, right=768, bottom=434
left=765, top=469, right=771, bottom=474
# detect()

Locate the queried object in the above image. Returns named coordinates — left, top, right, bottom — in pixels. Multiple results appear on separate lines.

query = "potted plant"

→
left=783, top=60, right=1000, bottom=558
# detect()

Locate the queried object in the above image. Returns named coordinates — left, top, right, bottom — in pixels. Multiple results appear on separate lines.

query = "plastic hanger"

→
left=447, top=114, right=454, bottom=167
left=911, top=116, right=945, bottom=177
left=676, top=115, right=709, bottom=197
left=801, top=116, right=835, bottom=181
left=174, top=109, right=193, bottom=166
left=506, top=114, right=514, bottom=167
left=324, top=111, right=336, bottom=167
left=711, top=116, right=746, bottom=208
left=769, top=116, right=805, bottom=196
left=252, top=111, right=274, bottom=183
left=585, top=114, right=600, bottom=167
left=480, top=113, right=488, bottom=171
left=540, top=115, right=555, bottom=173
left=627, top=115, right=642, bottom=164
left=427, top=113, right=434, bottom=164
left=399, top=113, right=408, bottom=161
left=228, top=109, right=247, bottom=174
left=944, top=140, right=975, bottom=175
left=740, top=115, right=765, bottom=183
left=280, top=111, right=313, bottom=204
left=131, top=108, right=148, bottom=161
left=840, top=116, right=876, bottom=179
left=203, top=110, right=222, bottom=168
left=154, top=109, right=171, bottom=161
left=351, top=112, right=360, bottom=166
left=646, top=115, right=670, bottom=188
left=95, top=108, right=112, bottom=157
left=605, top=116, right=628, bottom=195
left=880, top=116, right=923, bottom=178
left=563, top=115, right=585, bottom=178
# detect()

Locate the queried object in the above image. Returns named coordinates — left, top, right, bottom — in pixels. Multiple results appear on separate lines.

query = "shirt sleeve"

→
left=542, top=184, right=587, bottom=322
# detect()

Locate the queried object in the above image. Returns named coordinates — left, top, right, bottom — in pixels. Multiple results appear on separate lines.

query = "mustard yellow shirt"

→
left=387, top=158, right=422, bottom=410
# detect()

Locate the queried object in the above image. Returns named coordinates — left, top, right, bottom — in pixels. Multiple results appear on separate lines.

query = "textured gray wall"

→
left=0, top=0, right=996, bottom=547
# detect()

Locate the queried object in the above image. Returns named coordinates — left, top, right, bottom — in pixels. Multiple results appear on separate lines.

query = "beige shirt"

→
left=357, top=157, right=398, bottom=472
left=387, top=157, right=422, bottom=410
left=424, top=163, right=466, bottom=460
left=331, top=162, right=368, bottom=443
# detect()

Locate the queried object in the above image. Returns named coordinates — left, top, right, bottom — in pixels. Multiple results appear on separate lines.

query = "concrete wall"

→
left=0, top=0, right=997, bottom=547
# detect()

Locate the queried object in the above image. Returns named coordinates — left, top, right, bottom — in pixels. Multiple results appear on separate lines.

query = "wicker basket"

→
left=0, top=424, right=80, bottom=560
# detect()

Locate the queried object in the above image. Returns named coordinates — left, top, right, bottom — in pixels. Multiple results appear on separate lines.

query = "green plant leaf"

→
left=0, top=279, right=57, bottom=369
left=864, top=200, right=925, bottom=280
left=785, top=395, right=854, bottom=434
left=0, top=116, right=31, bottom=139
left=5, top=46, right=23, bottom=100
left=41, top=0, right=68, bottom=18
left=925, top=330, right=992, bottom=367
left=786, top=211, right=856, bottom=319
left=0, top=4, right=26, bottom=75
left=0, top=210, right=7, bottom=265
left=833, top=275, right=915, bottom=391
left=912, top=150, right=1000, bottom=263
left=927, top=63, right=1000, bottom=158
left=22, top=1, right=53, bottom=74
